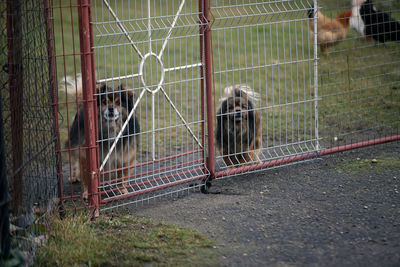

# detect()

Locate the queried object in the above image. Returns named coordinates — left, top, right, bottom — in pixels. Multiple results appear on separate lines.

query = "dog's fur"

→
left=215, top=85, right=261, bottom=167
left=60, top=75, right=140, bottom=199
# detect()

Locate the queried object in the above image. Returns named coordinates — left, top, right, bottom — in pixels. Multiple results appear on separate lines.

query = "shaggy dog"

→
left=215, top=85, right=261, bottom=167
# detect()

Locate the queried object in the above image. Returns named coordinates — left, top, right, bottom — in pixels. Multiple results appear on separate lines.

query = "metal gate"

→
left=57, top=0, right=319, bottom=212
left=55, top=0, right=399, bottom=214
left=210, top=0, right=319, bottom=178
left=91, top=0, right=210, bottom=208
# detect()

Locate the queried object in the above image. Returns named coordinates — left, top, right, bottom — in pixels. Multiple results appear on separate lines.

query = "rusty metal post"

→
left=200, top=0, right=215, bottom=181
left=7, top=0, right=23, bottom=215
left=43, top=0, right=64, bottom=211
left=78, top=0, right=99, bottom=218
left=199, top=0, right=206, bottom=177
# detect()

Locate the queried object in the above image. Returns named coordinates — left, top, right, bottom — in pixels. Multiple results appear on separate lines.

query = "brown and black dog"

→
left=215, top=85, right=261, bottom=167
left=61, top=75, right=140, bottom=199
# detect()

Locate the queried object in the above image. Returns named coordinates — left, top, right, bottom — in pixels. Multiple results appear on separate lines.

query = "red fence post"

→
left=43, top=0, right=64, bottom=211
left=78, top=0, right=99, bottom=218
left=7, top=0, right=23, bottom=215
left=200, top=0, right=215, bottom=180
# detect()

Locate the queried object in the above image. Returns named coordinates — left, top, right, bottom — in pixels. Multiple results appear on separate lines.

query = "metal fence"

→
left=92, top=0, right=209, bottom=209
left=1, top=0, right=59, bottom=263
left=317, top=0, right=400, bottom=150
left=1, top=0, right=399, bottom=227
left=56, top=0, right=210, bottom=212
left=211, top=0, right=319, bottom=178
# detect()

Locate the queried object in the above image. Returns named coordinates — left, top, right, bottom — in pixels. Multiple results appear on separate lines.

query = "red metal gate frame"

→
left=201, top=0, right=215, bottom=180
left=6, top=0, right=24, bottom=215
left=77, top=0, right=100, bottom=217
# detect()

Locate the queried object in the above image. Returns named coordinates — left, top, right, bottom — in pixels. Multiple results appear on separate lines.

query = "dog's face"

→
left=225, top=96, right=251, bottom=126
left=222, top=89, right=254, bottom=130
left=216, top=89, right=257, bottom=148
left=97, top=84, right=134, bottom=137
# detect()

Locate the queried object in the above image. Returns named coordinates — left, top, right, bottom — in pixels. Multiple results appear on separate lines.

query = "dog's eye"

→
left=115, top=100, right=120, bottom=106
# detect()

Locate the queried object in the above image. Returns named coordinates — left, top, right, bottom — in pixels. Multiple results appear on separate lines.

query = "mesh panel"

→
left=317, top=0, right=400, bottom=148
left=1, top=0, right=58, bottom=262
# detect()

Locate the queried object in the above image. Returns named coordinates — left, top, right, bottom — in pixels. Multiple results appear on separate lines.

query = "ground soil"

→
left=131, top=142, right=400, bottom=267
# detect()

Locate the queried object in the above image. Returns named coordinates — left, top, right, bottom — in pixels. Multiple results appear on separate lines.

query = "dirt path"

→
left=132, top=142, right=400, bottom=266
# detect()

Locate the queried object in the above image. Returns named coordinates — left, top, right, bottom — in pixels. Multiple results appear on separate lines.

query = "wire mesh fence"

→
left=210, top=0, right=399, bottom=179
left=92, top=0, right=209, bottom=209
left=55, top=0, right=210, bottom=210
left=317, top=0, right=400, bottom=149
left=211, top=0, right=319, bottom=178
left=1, top=0, right=58, bottom=263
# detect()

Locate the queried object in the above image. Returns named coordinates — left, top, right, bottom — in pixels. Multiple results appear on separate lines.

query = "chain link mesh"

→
left=1, top=0, right=58, bottom=263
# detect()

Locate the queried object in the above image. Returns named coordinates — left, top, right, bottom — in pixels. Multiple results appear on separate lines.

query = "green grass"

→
left=35, top=213, right=218, bottom=266
left=339, top=156, right=400, bottom=171
left=53, top=0, right=400, bottom=160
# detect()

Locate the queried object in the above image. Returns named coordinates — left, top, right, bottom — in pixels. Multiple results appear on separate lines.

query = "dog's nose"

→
left=108, top=106, right=114, bottom=113
left=234, top=110, right=242, bottom=121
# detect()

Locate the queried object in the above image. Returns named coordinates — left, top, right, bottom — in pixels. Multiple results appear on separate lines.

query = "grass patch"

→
left=339, top=156, right=400, bottom=171
left=35, top=213, right=218, bottom=267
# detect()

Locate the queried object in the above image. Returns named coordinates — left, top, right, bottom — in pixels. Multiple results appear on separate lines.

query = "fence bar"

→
left=43, top=0, right=63, bottom=211
left=101, top=172, right=206, bottom=204
left=319, top=135, right=400, bottom=156
left=215, top=152, right=317, bottom=178
left=200, top=0, right=215, bottom=179
left=313, top=0, right=319, bottom=150
left=6, top=0, right=23, bottom=215
left=78, top=0, right=99, bottom=218
left=199, top=0, right=206, bottom=178
left=215, top=135, right=400, bottom=178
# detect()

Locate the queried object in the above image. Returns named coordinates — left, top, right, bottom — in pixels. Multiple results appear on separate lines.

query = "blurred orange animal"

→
left=308, top=7, right=352, bottom=54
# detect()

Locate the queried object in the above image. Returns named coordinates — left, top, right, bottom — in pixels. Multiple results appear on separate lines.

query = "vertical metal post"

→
left=199, top=0, right=206, bottom=175
left=7, top=0, right=23, bottom=215
left=313, top=0, right=319, bottom=150
left=43, top=0, right=64, bottom=211
left=78, top=0, right=99, bottom=218
left=200, top=0, right=215, bottom=179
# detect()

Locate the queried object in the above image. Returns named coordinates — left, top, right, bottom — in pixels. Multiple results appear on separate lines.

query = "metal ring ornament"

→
left=139, top=52, right=165, bottom=94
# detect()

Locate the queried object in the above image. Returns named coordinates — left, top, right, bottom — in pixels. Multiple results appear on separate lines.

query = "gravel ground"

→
left=132, top=142, right=400, bottom=267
